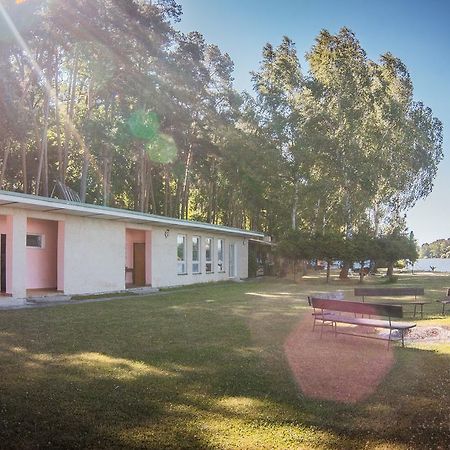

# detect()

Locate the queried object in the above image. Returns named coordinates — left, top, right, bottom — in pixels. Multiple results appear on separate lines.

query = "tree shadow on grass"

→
left=0, top=291, right=449, bottom=449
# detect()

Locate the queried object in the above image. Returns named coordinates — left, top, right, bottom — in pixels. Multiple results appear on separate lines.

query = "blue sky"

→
left=177, top=0, right=450, bottom=245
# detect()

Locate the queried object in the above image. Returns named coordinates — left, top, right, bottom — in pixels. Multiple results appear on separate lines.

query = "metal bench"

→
left=311, top=297, right=416, bottom=347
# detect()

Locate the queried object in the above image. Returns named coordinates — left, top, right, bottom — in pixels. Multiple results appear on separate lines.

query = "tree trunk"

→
left=359, top=261, right=365, bottom=284
left=326, top=259, right=331, bottom=284
left=63, top=53, right=79, bottom=182
left=79, top=78, right=93, bottom=203
left=339, top=262, right=350, bottom=279
left=35, top=90, right=50, bottom=196
left=291, top=177, right=300, bottom=230
left=0, top=146, right=10, bottom=189
left=21, top=141, right=28, bottom=193
left=386, top=263, right=394, bottom=279
left=180, top=145, right=192, bottom=219
left=54, top=50, right=63, bottom=182
left=147, top=165, right=156, bottom=213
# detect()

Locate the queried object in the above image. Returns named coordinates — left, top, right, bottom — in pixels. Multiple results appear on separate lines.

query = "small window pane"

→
left=192, top=236, right=200, bottom=273
left=177, top=235, right=186, bottom=274
left=26, top=234, right=43, bottom=248
left=205, top=238, right=213, bottom=273
left=217, top=239, right=224, bottom=272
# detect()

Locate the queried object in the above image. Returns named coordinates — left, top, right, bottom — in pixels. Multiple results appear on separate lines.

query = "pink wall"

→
left=27, top=218, right=58, bottom=289
left=0, top=215, right=6, bottom=234
left=125, top=229, right=146, bottom=284
left=0, top=216, right=8, bottom=294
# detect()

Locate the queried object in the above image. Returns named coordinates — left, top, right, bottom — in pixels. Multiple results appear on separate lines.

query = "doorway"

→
left=126, top=229, right=150, bottom=287
left=133, top=243, right=146, bottom=286
left=0, top=234, right=5, bottom=293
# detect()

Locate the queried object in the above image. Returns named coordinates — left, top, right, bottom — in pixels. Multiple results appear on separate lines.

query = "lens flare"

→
left=147, top=133, right=177, bottom=164
left=127, top=110, right=159, bottom=141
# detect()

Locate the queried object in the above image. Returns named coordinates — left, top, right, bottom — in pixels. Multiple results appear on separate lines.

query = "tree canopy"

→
left=0, top=2, right=443, bottom=244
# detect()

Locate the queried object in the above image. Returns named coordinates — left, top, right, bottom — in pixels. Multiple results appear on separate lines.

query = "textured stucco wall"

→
left=1, top=205, right=251, bottom=298
left=150, top=226, right=248, bottom=288
left=63, top=216, right=125, bottom=295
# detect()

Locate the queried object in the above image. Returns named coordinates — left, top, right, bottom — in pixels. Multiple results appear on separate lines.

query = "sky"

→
left=177, top=0, right=450, bottom=245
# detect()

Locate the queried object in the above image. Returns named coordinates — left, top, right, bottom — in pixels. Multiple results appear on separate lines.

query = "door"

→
left=133, top=243, right=146, bottom=286
left=0, top=234, right=5, bottom=292
left=229, top=243, right=236, bottom=278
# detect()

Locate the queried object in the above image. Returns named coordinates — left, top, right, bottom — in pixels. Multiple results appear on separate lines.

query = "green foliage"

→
left=0, top=4, right=443, bottom=240
left=127, top=110, right=160, bottom=141
left=420, top=239, right=450, bottom=258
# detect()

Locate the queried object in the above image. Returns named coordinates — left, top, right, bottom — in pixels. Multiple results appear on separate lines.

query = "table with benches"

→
left=354, top=287, right=428, bottom=318
left=310, top=297, right=416, bottom=347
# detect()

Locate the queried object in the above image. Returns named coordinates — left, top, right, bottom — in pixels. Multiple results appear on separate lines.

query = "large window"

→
left=192, top=236, right=201, bottom=274
left=217, top=239, right=225, bottom=272
left=205, top=237, right=213, bottom=273
left=177, top=235, right=187, bottom=275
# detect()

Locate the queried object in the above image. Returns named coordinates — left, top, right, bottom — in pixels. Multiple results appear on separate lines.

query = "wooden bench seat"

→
left=311, top=297, right=416, bottom=347
left=354, top=287, right=424, bottom=302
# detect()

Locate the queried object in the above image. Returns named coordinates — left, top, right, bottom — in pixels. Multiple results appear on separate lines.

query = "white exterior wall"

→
left=63, top=216, right=125, bottom=295
left=151, top=226, right=248, bottom=288
left=0, top=206, right=127, bottom=298
left=9, top=211, right=27, bottom=299
left=1, top=202, right=254, bottom=298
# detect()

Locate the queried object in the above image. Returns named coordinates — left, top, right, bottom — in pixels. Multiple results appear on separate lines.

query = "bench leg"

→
left=388, top=329, right=392, bottom=349
left=401, top=330, right=405, bottom=348
left=413, top=304, right=417, bottom=318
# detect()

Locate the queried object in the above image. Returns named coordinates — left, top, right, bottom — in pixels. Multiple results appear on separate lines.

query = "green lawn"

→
left=1, top=273, right=450, bottom=449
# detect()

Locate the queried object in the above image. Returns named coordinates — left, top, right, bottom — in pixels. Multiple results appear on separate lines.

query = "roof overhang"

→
left=0, top=190, right=264, bottom=238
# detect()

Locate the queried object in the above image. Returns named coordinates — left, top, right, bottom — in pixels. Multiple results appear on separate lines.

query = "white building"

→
left=0, top=190, right=263, bottom=302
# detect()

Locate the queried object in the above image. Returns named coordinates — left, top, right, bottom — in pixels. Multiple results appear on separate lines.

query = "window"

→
left=205, top=237, right=213, bottom=273
left=26, top=234, right=44, bottom=248
left=229, top=243, right=236, bottom=277
left=192, top=236, right=201, bottom=273
left=177, top=235, right=187, bottom=274
left=217, top=239, right=225, bottom=272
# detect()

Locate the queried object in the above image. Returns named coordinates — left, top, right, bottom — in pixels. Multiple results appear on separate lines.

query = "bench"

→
left=307, top=291, right=344, bottom=306
left=311, top=297, right=416, bottom=347
left=436, top=288, right=450, bottom=315
left=354, top=287, right=425, bottom=302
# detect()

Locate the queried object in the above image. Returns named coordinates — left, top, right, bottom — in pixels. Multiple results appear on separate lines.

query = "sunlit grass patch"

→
left=0, top=275, right=449, bottom=448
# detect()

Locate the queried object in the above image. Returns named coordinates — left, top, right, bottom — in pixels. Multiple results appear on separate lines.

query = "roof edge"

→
left=0, top=190, right=264, bottom=238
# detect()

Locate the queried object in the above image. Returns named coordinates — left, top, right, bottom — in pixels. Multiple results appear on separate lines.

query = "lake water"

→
left=411, top=258, right=450, bottom=272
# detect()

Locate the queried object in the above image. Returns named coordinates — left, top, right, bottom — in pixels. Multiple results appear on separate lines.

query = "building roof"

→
left=0, top=190, right=264, bottom=238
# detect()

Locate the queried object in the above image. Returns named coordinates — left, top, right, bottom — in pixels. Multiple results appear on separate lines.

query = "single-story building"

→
left=0, top=190, right=264, bottom=302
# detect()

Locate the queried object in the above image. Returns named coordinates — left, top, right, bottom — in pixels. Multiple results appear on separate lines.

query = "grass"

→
left=0, top=272, right=449, bottom=448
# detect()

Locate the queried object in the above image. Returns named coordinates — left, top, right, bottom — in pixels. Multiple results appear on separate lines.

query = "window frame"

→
left=177, top=234, right=187, bottom=275
left=205, top=237, right=214, bottom=274
left=26, top=233, right=45, bottom=249
left=192, top=235, right=201, bottom=274
left=217, top=238, right=225, bottom=272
